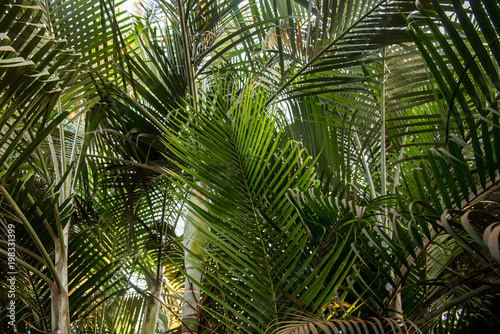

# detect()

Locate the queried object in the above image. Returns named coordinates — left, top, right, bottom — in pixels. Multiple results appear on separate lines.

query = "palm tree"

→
left=157, top=0, right=500, bottom=332
left=0, top=0, right=131, bottom=332
left=89, top=1, right=281, bottom=332
left=1, top=0, right=500, bottom=333
left=88, top=0, right=500, bottom=332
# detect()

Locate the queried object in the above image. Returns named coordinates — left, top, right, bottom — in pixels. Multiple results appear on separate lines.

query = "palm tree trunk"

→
left=381, top=47, right=403, bottom=316
left=141, top=269, right=164, bottom=334
left=175, top=0, right=205, bottom=330
left=51, top=229, right=70, bottom=334
left=48, top=80, right=73, bottom=333
left=181, top=185, right=206, bottom=334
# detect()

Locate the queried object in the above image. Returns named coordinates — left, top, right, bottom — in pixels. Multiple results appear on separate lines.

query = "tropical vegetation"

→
left=1, top=0, right=500, bottom=333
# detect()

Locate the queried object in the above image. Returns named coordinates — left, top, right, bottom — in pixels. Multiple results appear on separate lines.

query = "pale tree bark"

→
left=181, top=184, right=207, bottom=334
left=381, top=47, right=403, bottom=317
left=175, top=0, right=206, bottom=330
left=388, top=288, right=403, bottom=317
left=141, top=267, right=165, bottom=334
left=47, top=103, right=77, bottom=334
left=51, top=225, right=70, bottom=334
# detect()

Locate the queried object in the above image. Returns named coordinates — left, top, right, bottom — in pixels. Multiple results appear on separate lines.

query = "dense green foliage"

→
left=1, top=0, right=500, bottom=333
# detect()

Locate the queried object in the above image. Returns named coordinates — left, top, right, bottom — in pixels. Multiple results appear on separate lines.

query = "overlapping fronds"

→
left=160, top=82, right=323, bottom=331
left=159, top=78, right=396, bottom=332
left=267, top=313, right=420, bottom=334
left=0, top=0, right=132, bottom=332
left=404, top=0, right=500, bottom=211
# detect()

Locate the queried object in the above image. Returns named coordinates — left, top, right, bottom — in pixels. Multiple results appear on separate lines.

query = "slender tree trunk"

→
left=176, top=0, right=205, bottom=329
left=51, top=227, right=70, bottom=334
left=381, top=47, right=403, bottom=316
left=141, top=269, right=164, bottom=334
left=181, top=185, right=206, bottom=334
